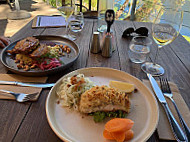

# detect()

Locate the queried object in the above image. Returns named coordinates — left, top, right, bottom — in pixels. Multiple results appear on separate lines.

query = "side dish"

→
left=57, top=74, right=136, bottom=123
left=6, top=37, right=71, bottom=71
left=103, top=118, right=134, bottom=142
left=56, top=74, right=95, bottom=110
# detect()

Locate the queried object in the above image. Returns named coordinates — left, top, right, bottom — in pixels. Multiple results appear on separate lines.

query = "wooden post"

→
left=130, top=0, right=137, bottom=21
left=62, top=0, right=65, bottom=6
left=89, top=0, right=91, bottom=11
left=97, top=0, right=99, bottom=12
left=80, top=0, right=82, bottom=12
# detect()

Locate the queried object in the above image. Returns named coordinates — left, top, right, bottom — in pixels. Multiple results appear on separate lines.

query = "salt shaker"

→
left=90, top=32, right=101, bottom=54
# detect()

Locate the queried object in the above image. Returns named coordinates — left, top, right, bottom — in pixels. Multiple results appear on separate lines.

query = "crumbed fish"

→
left=79, top=85, right=130, bottom=114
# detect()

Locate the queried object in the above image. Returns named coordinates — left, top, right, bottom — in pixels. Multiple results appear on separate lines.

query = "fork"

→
left=0, top=89, right=38, bottom=102
left=160, top=78, right=190, bottom=141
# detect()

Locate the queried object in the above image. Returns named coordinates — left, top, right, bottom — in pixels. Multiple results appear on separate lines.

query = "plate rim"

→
left=0, top=35, right=80, bottom=76
left=45, top=67, right=159, bottom=142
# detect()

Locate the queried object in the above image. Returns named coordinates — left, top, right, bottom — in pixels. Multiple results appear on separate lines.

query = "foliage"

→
left=183, top=35, right=190, bottom=43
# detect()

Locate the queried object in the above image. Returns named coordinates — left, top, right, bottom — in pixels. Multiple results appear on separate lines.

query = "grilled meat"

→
left=7, top=37, right=39, bottom=54
left=79, top=85, right=131, bottom=114
left=30, top=44, right=50, bottom=58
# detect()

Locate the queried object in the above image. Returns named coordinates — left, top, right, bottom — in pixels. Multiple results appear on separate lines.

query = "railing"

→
left=47, top=0, right=182, bottom=21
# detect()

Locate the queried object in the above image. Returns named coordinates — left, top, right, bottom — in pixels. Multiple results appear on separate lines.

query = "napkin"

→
left=0, top=74, right=47, bottom=101
left=143, top=80, right=190, bottom=140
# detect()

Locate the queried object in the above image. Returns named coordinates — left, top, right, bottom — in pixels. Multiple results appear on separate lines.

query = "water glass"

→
left=128, top=36, right=152, bottom=63
left=69, top=12, right=84, bottom=33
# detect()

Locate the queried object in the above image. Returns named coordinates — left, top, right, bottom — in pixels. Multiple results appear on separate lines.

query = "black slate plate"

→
left=0, top=35, right=80, bottom=76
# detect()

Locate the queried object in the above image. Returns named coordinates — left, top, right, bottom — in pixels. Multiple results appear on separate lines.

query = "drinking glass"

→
left=128, top=36, right=152, bottom=63
left=56, top=0, right=76, bottom=41
left=141, top=7, right=183, bottom=76
left=69, top=12, right=84, bottom=33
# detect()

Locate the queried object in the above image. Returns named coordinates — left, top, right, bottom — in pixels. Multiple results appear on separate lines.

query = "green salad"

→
left=89, top=110, right=127, bottom=123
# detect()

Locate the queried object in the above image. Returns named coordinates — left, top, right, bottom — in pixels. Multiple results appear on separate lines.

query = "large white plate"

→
left=46, top=67, right=159, bottom=142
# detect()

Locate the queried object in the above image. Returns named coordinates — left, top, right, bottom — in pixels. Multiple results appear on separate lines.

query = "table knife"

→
left=147, top=74, right=187, bottom=142
left=0, top=81, right=55, bottom=88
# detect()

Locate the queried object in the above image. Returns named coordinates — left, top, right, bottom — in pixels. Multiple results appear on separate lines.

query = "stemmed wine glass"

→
left=141, top=7, right=183, bottom=76
left=56, top=0, right=76, bottom=41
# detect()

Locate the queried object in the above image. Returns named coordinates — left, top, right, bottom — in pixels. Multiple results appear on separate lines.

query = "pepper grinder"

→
left=101, top=9, right=115, bottom=58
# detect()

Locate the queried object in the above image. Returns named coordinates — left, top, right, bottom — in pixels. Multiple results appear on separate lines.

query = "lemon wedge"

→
left=109, top=80, right=135, bottom=93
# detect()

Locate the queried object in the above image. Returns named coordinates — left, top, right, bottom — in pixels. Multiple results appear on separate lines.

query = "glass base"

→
left=97, top=25, right=107, bottom=33
left=141, top=62, right=164, bottom=76
left=63, top=34, right=76, bottom=41
left=7, top=10, right=31, bottom=20
left=97, top=25, right=113, bottom=33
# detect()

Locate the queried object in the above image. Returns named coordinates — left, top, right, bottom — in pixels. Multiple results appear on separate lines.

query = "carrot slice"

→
left=125, top=129, right=134, bottom=141
left=103, top=130, right=114, bottom=140
left=105, top=118, right=134, bottom=133
left=110, top=131, right=125, bottom=142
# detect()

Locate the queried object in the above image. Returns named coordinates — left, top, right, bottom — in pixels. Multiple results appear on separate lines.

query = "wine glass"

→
left=56, top=0, right=76, bottom=41
left=141, top=7, right=183, bottom=76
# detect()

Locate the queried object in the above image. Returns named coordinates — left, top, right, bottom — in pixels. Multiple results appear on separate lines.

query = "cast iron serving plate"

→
left=0, top=35, right=80, bottom=76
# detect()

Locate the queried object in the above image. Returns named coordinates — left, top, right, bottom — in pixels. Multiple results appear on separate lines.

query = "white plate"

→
left=46, top=67, right=159, bottom=142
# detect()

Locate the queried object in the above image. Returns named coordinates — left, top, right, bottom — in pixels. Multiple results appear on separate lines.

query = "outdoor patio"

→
left=0, top=0, right=190, bottom=142
left=1, top=0, right=190, bottom=42
left=0, top=0, right=59, bottom=37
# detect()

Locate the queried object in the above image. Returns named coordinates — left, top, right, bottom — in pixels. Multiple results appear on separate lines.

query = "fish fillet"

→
left=79, top=85, right=130, bottom=113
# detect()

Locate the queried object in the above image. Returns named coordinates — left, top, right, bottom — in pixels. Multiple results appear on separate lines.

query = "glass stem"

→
left=153, top=46, right=160, bottom=65
left=65, top=19, right=69, bottom=36
left=15, top=0, right=20, bottom=11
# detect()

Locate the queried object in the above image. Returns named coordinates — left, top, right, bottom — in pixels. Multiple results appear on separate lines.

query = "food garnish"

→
left=89, top=111, right=127, bottom=123
left=109, top=80, right=135, bottom=93
left=6, top=37, right=71, bottom=71
left=103, top=118, right=134, bottom=142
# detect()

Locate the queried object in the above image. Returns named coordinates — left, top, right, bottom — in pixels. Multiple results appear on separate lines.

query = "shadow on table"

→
left=12, top=0, right=38, bottom=12
left=0, top=19, right=8, bottom=36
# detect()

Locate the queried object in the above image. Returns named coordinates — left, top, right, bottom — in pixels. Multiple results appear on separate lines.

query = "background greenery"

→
left=44, top=0, right=190, bottom=42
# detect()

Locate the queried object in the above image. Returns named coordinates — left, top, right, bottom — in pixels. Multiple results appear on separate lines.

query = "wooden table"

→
left=0, top=18, right=190, bottom=142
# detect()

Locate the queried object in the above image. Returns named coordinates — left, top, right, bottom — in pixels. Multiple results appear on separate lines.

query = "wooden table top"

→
left=0, top=18, right=190, bottom=142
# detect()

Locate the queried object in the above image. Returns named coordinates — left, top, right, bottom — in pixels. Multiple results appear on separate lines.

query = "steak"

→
left=9, top=37, right=39, bottom=54
left=30, top=44, right=50, bottom=58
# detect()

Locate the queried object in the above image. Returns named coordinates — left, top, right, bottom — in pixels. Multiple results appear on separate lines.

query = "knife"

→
left=147, top=74, right=187, bottom=142
left=0, top=81, right=55, bottom=88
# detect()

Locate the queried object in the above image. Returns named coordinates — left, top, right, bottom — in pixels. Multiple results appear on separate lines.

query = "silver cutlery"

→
left=0, top=89, right=38, bottom=102
left=147, top=73, right=187, bottom=142
left=160, top=78, right=190, bottom=141
left=0, top=80, right=55, bottom=88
